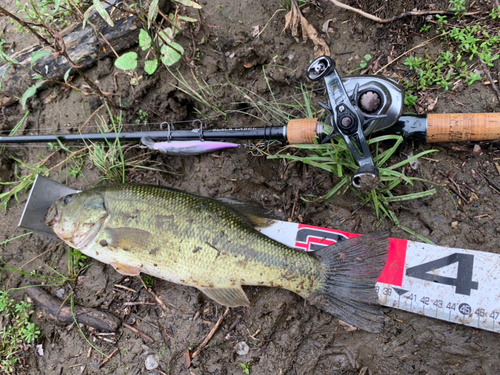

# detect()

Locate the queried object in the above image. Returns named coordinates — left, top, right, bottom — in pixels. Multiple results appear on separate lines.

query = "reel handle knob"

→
left=307, top=56, right=336, bottom=81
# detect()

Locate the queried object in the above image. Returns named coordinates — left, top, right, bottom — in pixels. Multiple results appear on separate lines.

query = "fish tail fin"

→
left=306, top=233, right=389, bottom=333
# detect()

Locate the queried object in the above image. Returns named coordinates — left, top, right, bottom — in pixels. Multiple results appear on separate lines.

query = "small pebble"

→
left=56, top=289, right=65, bottom=298
left=235, top=341, right=249, bottom=356
left=145, top=354, right=159, bottom=370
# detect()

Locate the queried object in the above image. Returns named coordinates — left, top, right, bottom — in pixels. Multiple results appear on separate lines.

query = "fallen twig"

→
left=123, top=323, right=154, bottom=342
left=477, top=171, right=500, bottom=194
left=256, top=8, right=286, bottom=39
left=480, top=60, right=500, bottom=105
left=495, top=162, right=500, bottom=176
left=137, top=277, right=168, bottom=311
left=5, top=247, right=53, bottom=290
left=375, top=33, right=447, bottom=74
left=113, top=284, right=137, bottom=293
left=98, top=347, right=119, bottom=369
left=191, top=307, right=230, bottom=359
left=328, top=0, right=478, bottom=24
left=26, top=285, right=121, bottom=332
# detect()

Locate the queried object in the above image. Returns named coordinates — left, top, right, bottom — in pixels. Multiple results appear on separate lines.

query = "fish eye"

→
left=63, top=194, right=74, bottom=205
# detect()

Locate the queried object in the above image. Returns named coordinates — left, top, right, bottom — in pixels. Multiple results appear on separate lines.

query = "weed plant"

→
left=403, top=1, right=500, bottom=97
left=0, top=290, right=40, bottom=373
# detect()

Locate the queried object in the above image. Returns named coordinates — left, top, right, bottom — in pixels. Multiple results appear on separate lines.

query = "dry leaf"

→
left=283, top=0, right=330, bottom=57
left=322, top=18, right=336, bottom=33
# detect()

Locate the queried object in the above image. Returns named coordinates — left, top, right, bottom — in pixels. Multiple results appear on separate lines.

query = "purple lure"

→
left=141, top=137, right=239, bottom=156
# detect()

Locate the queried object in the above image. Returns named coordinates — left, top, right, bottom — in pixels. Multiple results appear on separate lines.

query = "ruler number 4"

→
left=406, top=253, right=479, bottom=296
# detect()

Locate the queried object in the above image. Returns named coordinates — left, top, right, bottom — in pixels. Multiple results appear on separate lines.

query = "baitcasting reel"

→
left=306, top=56, right=404, bottom=190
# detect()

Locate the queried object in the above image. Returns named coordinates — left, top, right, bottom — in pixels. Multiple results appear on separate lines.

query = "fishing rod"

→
left=2, top=56, right=500, bottom=189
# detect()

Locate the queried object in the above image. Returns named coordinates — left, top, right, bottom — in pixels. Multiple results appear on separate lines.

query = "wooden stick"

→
left=123, top=323, right=154, bottom=343
left=375, top=33, right=447, bottom=74
left=26, top=285, right=121, bottom=332
left=191, top=307, right=230, bottom=359
left=98, top=347, right=119, bottom=369
left=480, top=60, right=500, bottom=105
left=328, top=0, right=478, bottom=24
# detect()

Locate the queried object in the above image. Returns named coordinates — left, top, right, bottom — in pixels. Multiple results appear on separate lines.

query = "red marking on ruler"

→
left=378, top=237, right=407, bottom=287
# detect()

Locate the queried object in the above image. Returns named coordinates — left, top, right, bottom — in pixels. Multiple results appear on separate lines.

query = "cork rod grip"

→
left=286, top=118, right=318, bottom=144
left=427, top=113, right=500, bottom=143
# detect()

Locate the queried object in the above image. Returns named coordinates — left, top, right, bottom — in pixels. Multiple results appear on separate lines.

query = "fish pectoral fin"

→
left=105, top=227, right=152, bottom=250
left=199, top=286, right=250, bottom=308
left=110, top=262, right=141, bottom=276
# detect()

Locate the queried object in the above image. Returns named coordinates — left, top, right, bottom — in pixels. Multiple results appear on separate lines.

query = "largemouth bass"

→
left=46, top=184, right=388, bottom=332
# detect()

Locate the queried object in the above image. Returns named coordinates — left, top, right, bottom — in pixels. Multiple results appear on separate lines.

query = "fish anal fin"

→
left=111, top=262, right=141, bottom=276
left=199, top=286, right=250, bottom=307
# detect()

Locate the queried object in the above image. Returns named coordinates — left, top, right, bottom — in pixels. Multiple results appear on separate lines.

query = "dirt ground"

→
left=2, top=0, right=500, bottom=374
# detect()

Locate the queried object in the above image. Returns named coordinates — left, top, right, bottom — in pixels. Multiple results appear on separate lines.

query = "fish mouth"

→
left=45, top=203, right=61, bottom=229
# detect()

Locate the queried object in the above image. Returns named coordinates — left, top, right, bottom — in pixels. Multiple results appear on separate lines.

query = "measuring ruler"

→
left=258, top=221, right=500, bottom=333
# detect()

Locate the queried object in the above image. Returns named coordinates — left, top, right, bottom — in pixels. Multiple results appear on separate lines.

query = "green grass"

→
left=403, top=2, right=500, bottom=98
left=0, top=289, right=40, bottom=373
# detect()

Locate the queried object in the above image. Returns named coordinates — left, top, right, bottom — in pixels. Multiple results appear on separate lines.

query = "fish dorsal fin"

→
left=215, top=198, right=279, bottom=229
left=110, top=262, right=141, bottom=276
left=199, top=286, right=250, bottom=307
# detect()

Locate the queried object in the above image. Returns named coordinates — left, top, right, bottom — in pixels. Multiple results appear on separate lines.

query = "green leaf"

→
left=93, top=0, right=114, bottom=27
left=161, top=42, right=183, bottom=66
left=0, top=64, right=10, bottom=92
left=178, top=15, right=198, bottom=22
left=64, top=67, right=72, bottom=82
left=9, top=110, right=29, bottom=136
left=173, top=0, right=202, bottom=9
left=54, top=0, right=61, bottom=12
left=158, top=28, right=175, bottom=44
left=148, top=0, right=159, bottom=28
left=139, top=29, right=152, bottom=50
left=31, top=50, right=51, bottom=65
left=83, top=5, right=95, bottom=29
left=144, top=59, right=158, bottom=74
left=115, top=52, right=138, bottom=70
left=21, top=80, right=45, bottom=110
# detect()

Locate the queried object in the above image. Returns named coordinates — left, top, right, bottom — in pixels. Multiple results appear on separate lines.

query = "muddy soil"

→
left=2, top=0, right=500, bottom=374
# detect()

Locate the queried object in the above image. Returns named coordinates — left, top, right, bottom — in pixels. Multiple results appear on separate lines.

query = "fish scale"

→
left=46, top=183, right=389, bottom=332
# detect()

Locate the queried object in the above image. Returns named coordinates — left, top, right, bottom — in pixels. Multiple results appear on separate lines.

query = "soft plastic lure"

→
left=141, top=136, right=239, bottom=156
